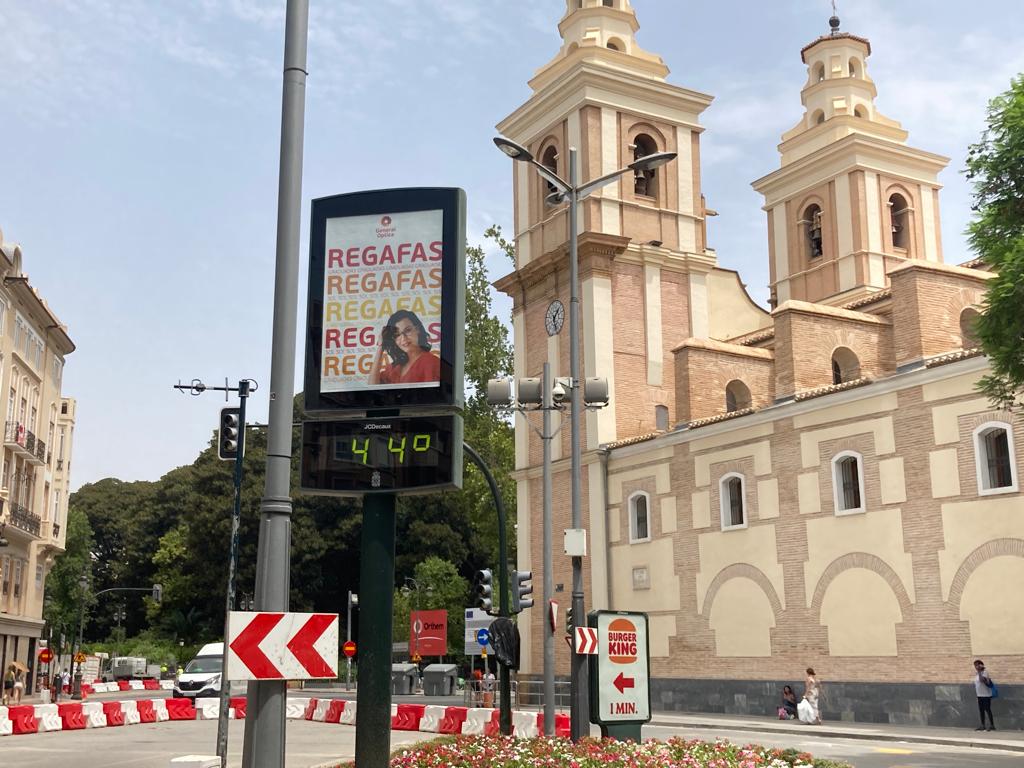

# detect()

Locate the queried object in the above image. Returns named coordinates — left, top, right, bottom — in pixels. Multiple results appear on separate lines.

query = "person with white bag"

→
left=797, top=667, right=822, bottom=724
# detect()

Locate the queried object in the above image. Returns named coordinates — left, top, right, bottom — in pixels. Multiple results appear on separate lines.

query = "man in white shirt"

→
left=973, top=659, right=996, bottom=731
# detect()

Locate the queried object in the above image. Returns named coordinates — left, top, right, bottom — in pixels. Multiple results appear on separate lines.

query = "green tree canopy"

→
left=968, top=75, right=1024, bottom=409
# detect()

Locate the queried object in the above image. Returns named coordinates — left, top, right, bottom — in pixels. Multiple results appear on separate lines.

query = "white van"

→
left=173, top=643, right=245, bottom=700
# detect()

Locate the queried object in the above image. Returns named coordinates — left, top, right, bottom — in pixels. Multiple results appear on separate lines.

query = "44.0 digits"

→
left=351, top=434, right=431, bottom=464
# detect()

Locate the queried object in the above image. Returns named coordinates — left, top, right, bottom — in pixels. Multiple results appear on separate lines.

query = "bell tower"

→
left=752, top=13, right=949, bottom=307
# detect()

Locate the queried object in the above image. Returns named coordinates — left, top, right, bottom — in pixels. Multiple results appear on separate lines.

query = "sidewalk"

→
left=648, top=710, right=1024, bottom=753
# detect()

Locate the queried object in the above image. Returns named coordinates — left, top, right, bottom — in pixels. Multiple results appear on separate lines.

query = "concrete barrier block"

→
left=121, top=700, right=142, bottom=726
left=34, top=704, right=63, bottom=732
left=461, top=708, right=492, bottom=735
left=82, top=702, right=106, bottom=728
left=195, top=698, right=219, bottom=720
left=128, top=680, right=145, bottom=691
left=152, top=699, right=170, bottom=722
left=419, top=705, right=445, bottom=733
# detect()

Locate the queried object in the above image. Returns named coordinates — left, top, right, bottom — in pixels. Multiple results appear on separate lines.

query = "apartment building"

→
left=0, top=227, right=76, bottom=693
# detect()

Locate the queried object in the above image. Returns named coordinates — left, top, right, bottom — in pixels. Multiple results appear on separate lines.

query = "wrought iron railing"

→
left=51, top=521, right=61, bottom=538
left=10, top=501, right=42, bottom=536
left=4, top=421, right=46, bottom=463
left=56, top=458, right=64, bottom=471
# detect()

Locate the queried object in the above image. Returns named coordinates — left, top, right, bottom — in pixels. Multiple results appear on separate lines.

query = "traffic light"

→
left=511, top=570, right=534, bottom=613
left=152, top=583, right=162, bottom=604
left=475, top=568, right=494, bottom=613
left=565, top=604, right=574, bottom=636
left=218, top=407, right=241, bottom=461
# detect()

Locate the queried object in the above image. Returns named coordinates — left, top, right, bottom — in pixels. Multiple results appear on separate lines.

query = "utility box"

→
left=422, top=663, right=458, bottom=696
left=390, top=663, right=418, bottom=695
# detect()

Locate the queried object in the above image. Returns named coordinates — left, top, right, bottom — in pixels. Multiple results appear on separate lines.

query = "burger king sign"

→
left=588, top=610, right=650, bottom=734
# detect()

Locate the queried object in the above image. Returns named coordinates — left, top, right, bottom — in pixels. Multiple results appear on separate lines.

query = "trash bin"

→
left=390, top=663, right=418, bottom=695
left=422, top=664, right=458, bottom=696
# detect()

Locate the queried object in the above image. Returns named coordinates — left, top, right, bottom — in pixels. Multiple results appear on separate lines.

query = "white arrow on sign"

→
left=226, top=611, right=339, bottom=681
left=574, top=626, right=599, bottom=655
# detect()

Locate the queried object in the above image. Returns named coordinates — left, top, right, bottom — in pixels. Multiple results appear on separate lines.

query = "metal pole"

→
left=463, top=442, right=512, bottom=736
left=240, top=0, right=308, bottom=765
left=354, top=493, right=396, bottom=768
left=542, top=362, right=554, bottom=735
left=567, top=146, right=589, bottom=740
left=346, top=590, right=353, bottom=691
left=70, top=579, right=87, bottom=699
left=217, top=381, right=249, bottom=768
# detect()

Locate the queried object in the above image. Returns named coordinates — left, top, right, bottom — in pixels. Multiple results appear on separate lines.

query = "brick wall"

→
left=673, top=340, right=774, bottom=423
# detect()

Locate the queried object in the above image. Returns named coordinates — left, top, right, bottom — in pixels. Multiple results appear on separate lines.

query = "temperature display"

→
left=300, top=414, right=462, bottom=495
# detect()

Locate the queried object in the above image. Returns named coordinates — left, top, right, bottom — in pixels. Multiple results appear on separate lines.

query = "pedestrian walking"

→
left=2, top=663, right=15, bottom=705
left=973, top=659, right=997, bottom=731
left=800, top=667, right=822, bottom=725
left=482, top=668, right=495, bottom=708
left=12, top=666, right=25, bottom=704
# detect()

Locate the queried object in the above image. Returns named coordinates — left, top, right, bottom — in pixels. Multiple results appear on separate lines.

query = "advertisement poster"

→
left=409, top=609, right=448, bottom=657
left=321, top=209, right=443, bottom=394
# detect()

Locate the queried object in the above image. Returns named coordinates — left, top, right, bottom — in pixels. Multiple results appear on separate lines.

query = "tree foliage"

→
left=967, top=75, right=1024, bottom=409
left=43, top=506, right=95, bottom=652
left=391, top=556, right=470, bottom=657
left=58, top=228, right=516, bottom=651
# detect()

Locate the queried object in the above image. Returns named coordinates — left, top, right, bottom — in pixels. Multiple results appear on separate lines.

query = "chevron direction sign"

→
left=226, top=612, right=339, bottom=680
left=574, top=625, right=599, bottom=655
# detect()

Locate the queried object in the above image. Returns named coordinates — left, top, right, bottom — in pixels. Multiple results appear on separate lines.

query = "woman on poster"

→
left=369, top=309, right=440, bottom=386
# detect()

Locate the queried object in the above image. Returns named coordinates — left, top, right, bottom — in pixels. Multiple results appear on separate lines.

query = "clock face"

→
left=545, top=300, right=565, bottom=336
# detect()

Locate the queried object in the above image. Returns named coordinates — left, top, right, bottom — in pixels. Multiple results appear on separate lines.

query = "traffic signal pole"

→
left=241, top=1, right=309, bottom=765
left=216, top=380, right=250, bottom=768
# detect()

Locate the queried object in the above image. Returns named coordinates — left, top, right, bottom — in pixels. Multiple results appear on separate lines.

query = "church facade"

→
left=496, top=1, right=1022, bottom=726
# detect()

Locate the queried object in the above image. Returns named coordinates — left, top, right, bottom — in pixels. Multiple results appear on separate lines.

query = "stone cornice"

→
left=497, top=64, right=713, bottom=143
left=671, top=336, right=775, bottom=360
left=888, top=258, right=994, bottom=284
left=773, top=298, right=892, bottom=327
left=752, top=132, right=950, bottom=202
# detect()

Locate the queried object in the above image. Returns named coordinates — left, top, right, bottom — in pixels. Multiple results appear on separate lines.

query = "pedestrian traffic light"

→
left=511, top=570, right=534, bottom=613
left=565, top=604, right=574, bottom=636
left=218, top=407, right=241, bottom=461
left=475, top=568, right=494, bottom=613
left=152, top=583, right=162, bottom=604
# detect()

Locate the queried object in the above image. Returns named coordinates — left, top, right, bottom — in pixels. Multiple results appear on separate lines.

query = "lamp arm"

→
left=527, top=159, right=571, bottom=194
left=577, top=165, right=634, bottom=200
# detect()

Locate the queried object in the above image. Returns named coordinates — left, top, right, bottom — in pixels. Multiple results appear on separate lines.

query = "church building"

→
left=496, top=1, right=1021, bottom=726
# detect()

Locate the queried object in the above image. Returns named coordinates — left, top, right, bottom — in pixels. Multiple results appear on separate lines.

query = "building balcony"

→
left=9, top=501, right=42, bottom=537
left=4, top=421, right=47, bottom=466
left=55, top=458, right=64, bottom=472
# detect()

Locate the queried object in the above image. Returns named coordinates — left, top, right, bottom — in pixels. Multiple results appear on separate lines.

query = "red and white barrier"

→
left=512, top=710, right=538, bottom=738
left=0, top=706, right=12, bottom=736
left=419, top=705, right=445, bottom=733
left=34, top=704, right=62, bottom=732
left=461, top=707, right=493, bottom=735
left=152, top=699, right=170, bottom=722
left=196, top=698, right=219, bottom=720
left=339, top=700, right=357, bottom=725
left=83, top=702, right=107, bottom=728
left=287, top=697, right=310, bottom=720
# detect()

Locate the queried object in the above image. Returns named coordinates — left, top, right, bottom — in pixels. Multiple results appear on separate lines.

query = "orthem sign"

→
left=588, top=611, right=651, bottom=739
left=226, top=612, right=339, bottom=681
left=409, top=609, right=447, bottom=657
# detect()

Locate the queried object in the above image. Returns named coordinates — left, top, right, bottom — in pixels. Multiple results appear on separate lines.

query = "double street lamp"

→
left=492, top=136, right=675, bottom=739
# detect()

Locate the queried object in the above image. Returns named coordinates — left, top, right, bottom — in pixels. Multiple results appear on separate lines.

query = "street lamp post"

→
left=71, top=574, right=89, bottom=700
left=493, top=136, right=675, bottom=739
left=346, top=590, right=358, bottom=691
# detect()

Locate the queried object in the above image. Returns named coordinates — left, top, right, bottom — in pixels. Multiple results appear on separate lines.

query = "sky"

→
left=1, top=0, right=1022, bottom=491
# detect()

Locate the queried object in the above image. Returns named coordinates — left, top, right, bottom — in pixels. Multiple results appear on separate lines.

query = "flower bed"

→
left=341, top=735, right=852, bottom=768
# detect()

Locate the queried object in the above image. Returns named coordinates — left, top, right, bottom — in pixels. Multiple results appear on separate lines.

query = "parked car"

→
left=173, top=643, right=245, bottom=700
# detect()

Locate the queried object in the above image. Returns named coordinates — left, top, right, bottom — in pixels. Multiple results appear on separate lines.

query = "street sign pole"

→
left=240, top=0, right=309, bottom=765
left=354, top=493, right=396, bottom=768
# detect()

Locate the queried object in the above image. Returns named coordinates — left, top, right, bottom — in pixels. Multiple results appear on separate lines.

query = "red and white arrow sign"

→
left=613, top=672, right=635, bottom=694
left=574, top=626, right=599, bottom=655
left=227, top=612, right=339, bottom=681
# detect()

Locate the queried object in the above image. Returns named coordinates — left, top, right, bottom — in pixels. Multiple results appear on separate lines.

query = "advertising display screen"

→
left=299, top=413, right=463, bottom=496
left=304, top=188, right=465, bottom=413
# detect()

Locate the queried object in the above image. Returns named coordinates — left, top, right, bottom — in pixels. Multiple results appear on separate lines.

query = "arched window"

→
left=832, top=451, right=866, bottom=514
left=889, top=193, right=910, bottom=250
left=725, top=380, right=751, bottom=413
left=848, top=58, right=861, bottom=78
left=607, top=37, right=625, bottom=51
left=541, top=145, right=559, bottom=205
left=960, top=307, right=981, bottom=348
left=720, top=473, right=746, bottom=530
left=632, top=133, right=658, bottom=197
left=814, top=63, right=825, bottom=82
left=655, top=404, right=669, bottom=431
left=802, top=203, right=823, bottom=258
left=854, top=105, right=867, bottom=118
left=603, top=0, right=615, bottom=6
left=831, top=347, right=860, bottom=385
left=973, top=422, right=1018, bottom=494
left=811, top=109, right=825, bottom=126
left=628, top=492, right=651, bottom=542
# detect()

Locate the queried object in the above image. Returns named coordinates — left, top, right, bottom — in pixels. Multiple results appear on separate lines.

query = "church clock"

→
left=545, top=300, right=565, bottom=337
